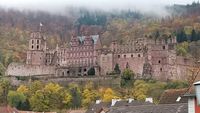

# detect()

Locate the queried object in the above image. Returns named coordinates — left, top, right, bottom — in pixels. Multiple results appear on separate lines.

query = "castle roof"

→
left=77, top=35, right=99, bottom=44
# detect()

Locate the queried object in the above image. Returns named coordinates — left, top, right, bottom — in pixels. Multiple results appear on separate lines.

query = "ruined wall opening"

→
left=163, top=46, right=165, bottom=50
left=118, top=55, right=120, bottom=58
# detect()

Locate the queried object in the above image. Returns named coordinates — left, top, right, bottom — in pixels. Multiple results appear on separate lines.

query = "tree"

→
left=29, top=81, right=43, bottom=95
left=62, top=90, right=72, bottom=108
left=82, top=82, right=99, bottom=108
left=0, top=79, right=10, bottom=105
left=132, top=80, right=149, bottom=101
left=120, top=69, right=135, bottom=88
left=17, top=85, right=29, bottom=95
left=30, top=90, right=50, bottom=112
left=7, top=91, right=26, bottom=108
left=114, top=63, right=121, bottom=74
left=43, top=83, right=63, bottom=110
left=102, top=88, right=119, bottom=102
left=191, top=29, right=197, bottom=41
left=176, top=42, right=189, bottom=56
left=87, top=67, right=95, bottom=76
left=68, top=83, right=82, bottom=108
left=177, top=30, right=187, bottom=43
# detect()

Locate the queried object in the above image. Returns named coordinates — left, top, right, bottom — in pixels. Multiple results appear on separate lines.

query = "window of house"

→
left=163, top=46, right=165, bottom=50
left=158, top=60, right=161, bottom=64
left=118, top=55, right=120, bottom=58
left=32, top=45, right=34, bottom=49
left=160, top=68, right=162, bottom=72
left=67, top=71, right=70, bottom=74
left=32, top=40, right=34, bottom=44
left=138, top=54, right=141, bottom=57
left=124, top=55, right=126, bottom=58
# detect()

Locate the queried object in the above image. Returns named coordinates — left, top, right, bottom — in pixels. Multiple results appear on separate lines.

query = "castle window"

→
left=37, top=45, right=39, bottom=50
left=163, top=46, right=165, bottom=50
left=138, top=54, right=141, bottom=57
left=84, top=68, right=87, bottom=72
left=158, top=60, right=161, bottom=64
left=131, top=54, right=133, bottom=58
left=37, top=40, right=39, bottom=44
left=124, top=55, right=126, bottom=58
left=118, top=55, right=120, bottom=58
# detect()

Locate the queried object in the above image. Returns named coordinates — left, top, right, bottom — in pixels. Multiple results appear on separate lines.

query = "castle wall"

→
left=6, top=63, right=55, bottom=76
left=99, top=53, right=114, bottom=75
left=114, top=52, right=145, bottom=75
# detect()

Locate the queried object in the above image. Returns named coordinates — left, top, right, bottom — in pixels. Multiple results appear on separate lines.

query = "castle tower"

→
left=26, top=24, right=46, bottom=65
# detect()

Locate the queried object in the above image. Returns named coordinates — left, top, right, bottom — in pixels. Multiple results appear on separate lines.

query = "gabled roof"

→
left=107, top=103, right=187, bottom=113
left=86, top=102, right=111, bottom=113
left=77, top=35, right=99, bottom=44
left=159, top=88, right=188, bottom=104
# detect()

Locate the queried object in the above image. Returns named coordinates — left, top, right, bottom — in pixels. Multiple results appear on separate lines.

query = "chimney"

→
left=145, top=97, right=153, bottom=103
left=111, top=99, right=121, bottom=106
left=128, top=98, right=134, bottom=103
left=96, top=100, right=101, bottom=104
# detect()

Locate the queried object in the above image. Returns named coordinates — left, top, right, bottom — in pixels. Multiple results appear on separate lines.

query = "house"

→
left=184, top=81, right=200, bottom=113
left=86, top=98, right=153, bottom=113
left=159, top=88, right=188, bottom=104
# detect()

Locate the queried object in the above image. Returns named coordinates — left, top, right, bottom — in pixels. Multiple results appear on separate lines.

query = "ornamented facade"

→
left=6, top=28, right=195, bottom=81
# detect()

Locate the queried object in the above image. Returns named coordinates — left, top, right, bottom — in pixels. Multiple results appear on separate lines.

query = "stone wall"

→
left=6, top=63, right=55, bottom=76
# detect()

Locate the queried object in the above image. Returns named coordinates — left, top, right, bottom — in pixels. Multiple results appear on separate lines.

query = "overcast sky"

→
left=0, top=0, right=198, bottom=15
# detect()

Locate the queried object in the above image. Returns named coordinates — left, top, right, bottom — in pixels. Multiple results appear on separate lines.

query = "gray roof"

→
left=107, top=103, right=188, bottom=113
left=77, top=35, right=99, bottom=44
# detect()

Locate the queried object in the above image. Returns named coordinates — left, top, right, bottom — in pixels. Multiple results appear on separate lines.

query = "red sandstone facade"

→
left=6, top=29, right=195, bottom=81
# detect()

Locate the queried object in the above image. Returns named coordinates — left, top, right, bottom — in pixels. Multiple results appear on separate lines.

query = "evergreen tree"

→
left=114, top=63, right=121, bottom=74
left=191, top=29, right=197, bottom=41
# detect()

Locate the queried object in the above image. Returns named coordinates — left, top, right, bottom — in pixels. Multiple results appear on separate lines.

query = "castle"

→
left=6, top=27, right=195, bottom=81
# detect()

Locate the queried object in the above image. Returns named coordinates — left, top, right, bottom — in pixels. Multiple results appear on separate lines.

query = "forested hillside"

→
left=1, top=2, right=200, bottom=76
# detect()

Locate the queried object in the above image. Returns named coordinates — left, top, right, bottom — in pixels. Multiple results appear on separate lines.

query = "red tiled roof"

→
left=0, top=106, right=19, bottom=113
